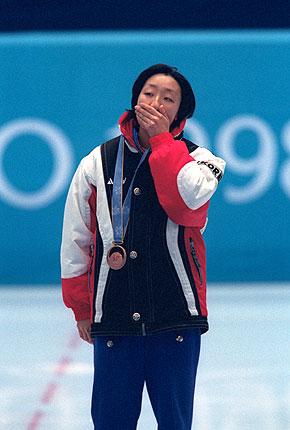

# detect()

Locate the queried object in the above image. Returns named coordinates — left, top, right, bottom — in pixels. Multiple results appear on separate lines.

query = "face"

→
left=136, top=74, right=182, bottom=127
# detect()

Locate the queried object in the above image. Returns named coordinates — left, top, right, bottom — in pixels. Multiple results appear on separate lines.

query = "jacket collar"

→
left=118, top=111, right=186, bottom=151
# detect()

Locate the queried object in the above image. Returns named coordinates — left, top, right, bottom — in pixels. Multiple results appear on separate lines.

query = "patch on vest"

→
left=197, top=161, right=223, bottom=181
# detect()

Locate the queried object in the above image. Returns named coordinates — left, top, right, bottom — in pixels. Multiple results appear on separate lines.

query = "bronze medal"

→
left=107, top=244, right=127, bottom=270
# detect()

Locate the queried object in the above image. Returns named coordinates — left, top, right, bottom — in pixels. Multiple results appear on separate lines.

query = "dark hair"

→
left=128, top=63, right=196, bottom=131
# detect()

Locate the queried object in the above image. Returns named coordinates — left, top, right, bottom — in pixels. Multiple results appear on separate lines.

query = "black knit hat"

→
left=129, top=63, right=196, bottom=130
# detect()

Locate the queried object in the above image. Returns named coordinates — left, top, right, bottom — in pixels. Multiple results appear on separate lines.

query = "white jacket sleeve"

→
left=61, top=156, right=96, bottom=279
left=177, top=147, right=226, bottom=210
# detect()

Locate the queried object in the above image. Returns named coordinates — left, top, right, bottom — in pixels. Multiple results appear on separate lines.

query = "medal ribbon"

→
left=112, top=132, right=149, bottom=244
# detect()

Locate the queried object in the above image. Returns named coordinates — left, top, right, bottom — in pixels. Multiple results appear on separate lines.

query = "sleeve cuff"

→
left=149, top=132, right=175, bottom=149
left=73, top=307, right=91, bottom=322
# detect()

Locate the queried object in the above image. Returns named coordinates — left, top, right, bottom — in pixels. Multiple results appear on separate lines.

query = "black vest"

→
left=91, top=136, right=209, bottom=336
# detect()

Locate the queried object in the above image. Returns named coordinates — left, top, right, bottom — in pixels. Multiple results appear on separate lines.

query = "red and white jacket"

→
left=61, top=113, right=226, bottom=336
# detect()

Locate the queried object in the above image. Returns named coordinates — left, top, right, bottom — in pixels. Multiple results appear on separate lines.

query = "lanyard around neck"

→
left=111, top=134, right=149, bottom=244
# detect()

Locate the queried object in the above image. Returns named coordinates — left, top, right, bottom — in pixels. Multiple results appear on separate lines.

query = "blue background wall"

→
left=1, top=31, right=289, bottom=284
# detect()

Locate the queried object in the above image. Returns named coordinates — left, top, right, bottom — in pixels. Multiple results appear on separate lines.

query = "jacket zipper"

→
left=189, top=238, right=203, bottom=285
left=88, top=243, right=94, bottom=291
left=142, top=323, right=146, bottom=336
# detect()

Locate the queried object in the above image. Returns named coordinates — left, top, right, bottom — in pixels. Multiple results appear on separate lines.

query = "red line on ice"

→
left=26, top=333, right=81, bottom=429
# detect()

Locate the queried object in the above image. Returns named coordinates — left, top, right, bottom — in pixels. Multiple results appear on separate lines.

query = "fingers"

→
left=135, top=103, right=170, bottom=137
left=135, top=103, right=169, bottom=122
left=136, top=112, right=152, bottom=124
left=77, top=322, right=93, bottom=344
left=135, top=103, right=162, bottom=119
left=158, top=104, right=168, bottom=118
left=83, top=329, right=93, bottom=344
left=135, top=104, right=159, bottom=122
left=136, top=116, right=150, bottom=130
left=78, top=327, right=89, bottom=343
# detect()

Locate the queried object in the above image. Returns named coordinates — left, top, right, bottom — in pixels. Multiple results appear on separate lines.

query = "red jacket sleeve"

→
left=62, top=274, right=91, bottom=321
left=60, top=156, right=96, bottom=322
left=149, top=132, right=224, bottom=227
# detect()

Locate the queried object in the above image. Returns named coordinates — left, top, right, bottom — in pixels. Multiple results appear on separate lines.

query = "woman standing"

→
left=61, top=63, right=225, bottom=429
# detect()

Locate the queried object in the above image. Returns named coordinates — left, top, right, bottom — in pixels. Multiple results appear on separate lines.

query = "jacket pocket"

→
left=189, top=238, right=203, bottom=286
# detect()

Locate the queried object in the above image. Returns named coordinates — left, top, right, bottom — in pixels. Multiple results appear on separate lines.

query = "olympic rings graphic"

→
left=0, top=118, right=74, bottom=209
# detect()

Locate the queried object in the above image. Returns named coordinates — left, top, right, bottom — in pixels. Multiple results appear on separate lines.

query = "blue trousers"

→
left=91, top=328, right=201, bottom=430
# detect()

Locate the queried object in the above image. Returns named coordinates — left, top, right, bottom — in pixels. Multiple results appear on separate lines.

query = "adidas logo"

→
left=107, top=178, right=127, bottom=185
